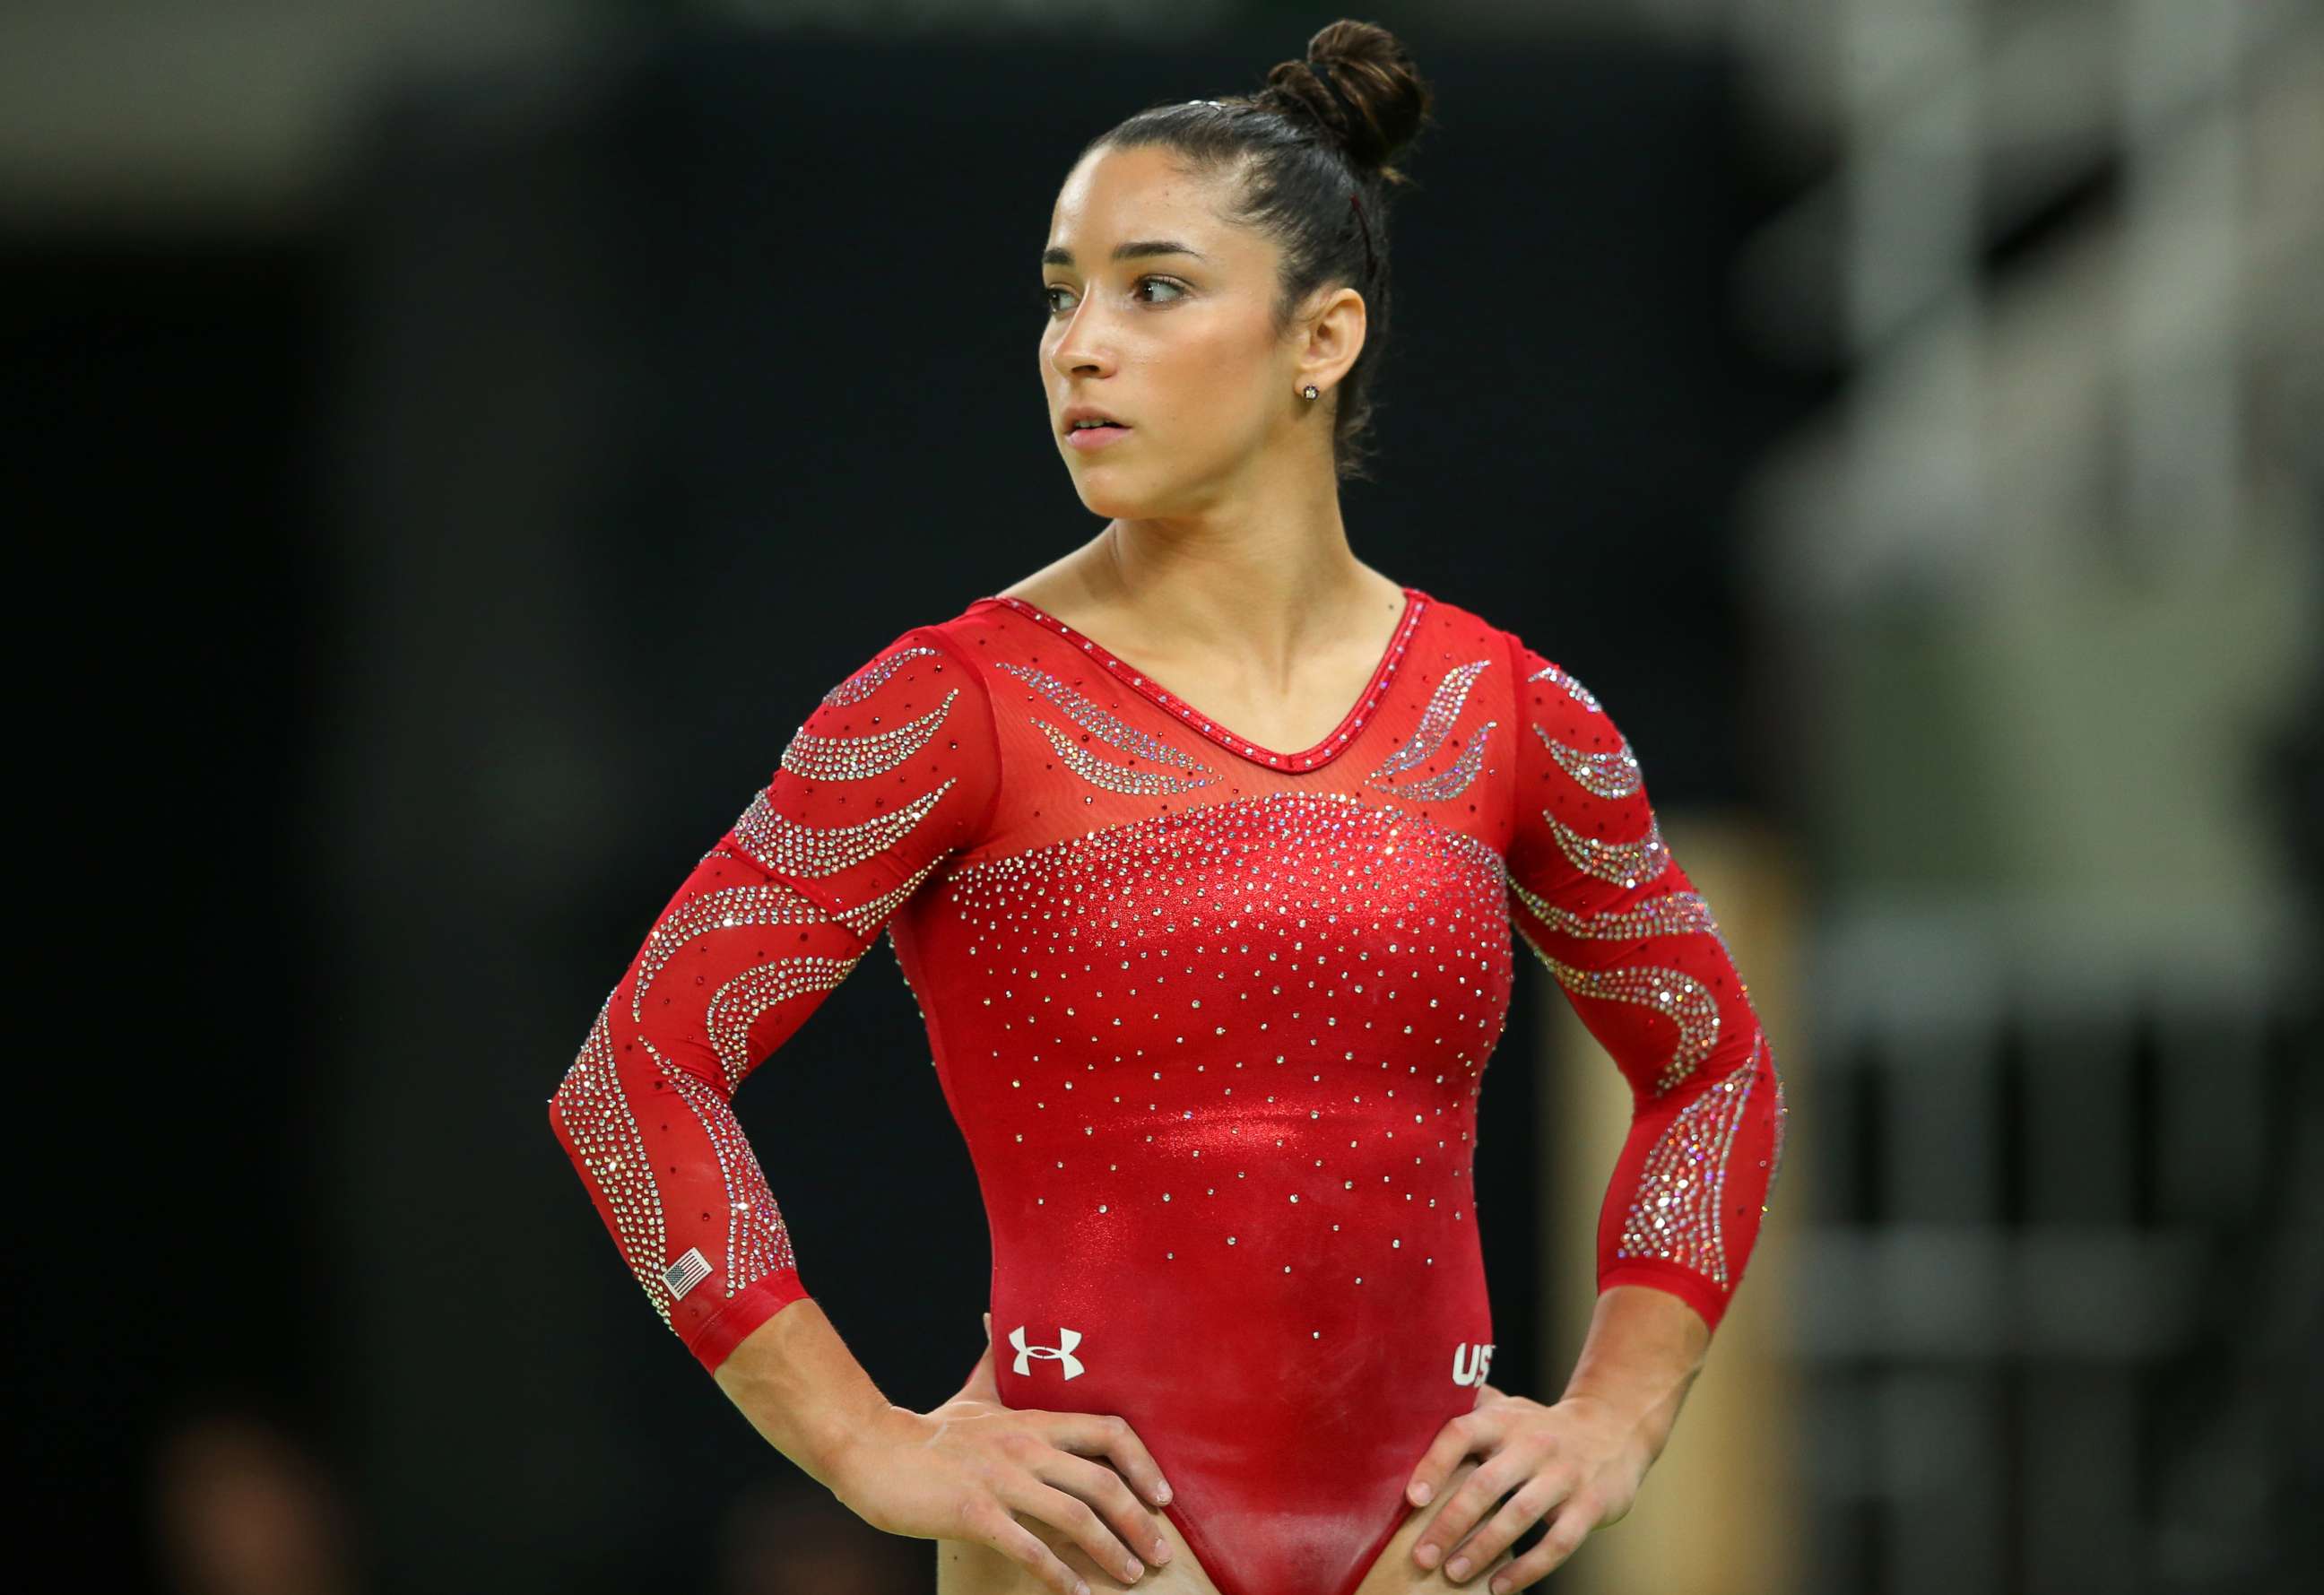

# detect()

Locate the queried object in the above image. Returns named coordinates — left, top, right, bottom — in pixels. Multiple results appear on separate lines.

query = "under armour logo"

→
left=1451, top=1341, right=1496, bottom=1388
left=1010, top=1325, right=1086, bottom=1381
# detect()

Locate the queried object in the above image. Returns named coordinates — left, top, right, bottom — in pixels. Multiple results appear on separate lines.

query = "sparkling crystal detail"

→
left=1368, top=658, right=1492, bottom=781
left=778, top=687, right=958, bottom=781
left=1526, top=660, right=1601, bottom=714
left=1379, top=720, right=1496, bottom=802
left=631, top=880, right=838, bottom=1021
left=733, top=778, right=958, bottom=878
left=1539, top=721, right=1641, bottom=800
left=1613, top=1029, right=1765, bottom=1281
left=550, top=996, right=672, bottom=1326
left=1032, top=717, right=1223, bottom=795
left=706, top=952, right=867, bottom=1089
left=994, top=660, right=1216, bottom=774
left=833, top=854, right=948, bottom=938
left=1546, top=811, right=1669, bottom=889
left=1766, top=1049, right=1789, bottom=1204
left=657, top=1063, right=798, bottom=1295
left=821, top=646, right=941, bottom=706
left=1506, top=879, right=1732, bottom=965
left=1513, top=934, right=1720, bottom=1095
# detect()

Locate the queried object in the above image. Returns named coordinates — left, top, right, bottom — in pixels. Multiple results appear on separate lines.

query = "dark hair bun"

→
left=1263, top=20, right=1435, bottom=180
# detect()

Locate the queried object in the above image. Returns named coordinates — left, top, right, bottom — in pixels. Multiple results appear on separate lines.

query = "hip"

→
left=933, top=1449, right=1517, bottom=1595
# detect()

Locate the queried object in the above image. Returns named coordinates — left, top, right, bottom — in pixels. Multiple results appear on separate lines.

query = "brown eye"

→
left=1042, top=277, right=1184, bottom=316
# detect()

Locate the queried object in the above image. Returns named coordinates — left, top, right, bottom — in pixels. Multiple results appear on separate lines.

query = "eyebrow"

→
left=1041, top=239, right=1210, bottom=268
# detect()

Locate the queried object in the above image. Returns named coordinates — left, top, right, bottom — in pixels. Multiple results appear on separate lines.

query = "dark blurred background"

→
left=10, top=4, right=2318, bottom=1594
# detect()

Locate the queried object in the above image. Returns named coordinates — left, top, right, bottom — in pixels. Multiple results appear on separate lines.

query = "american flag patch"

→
left=663, top=1247, right=711, bottom=1300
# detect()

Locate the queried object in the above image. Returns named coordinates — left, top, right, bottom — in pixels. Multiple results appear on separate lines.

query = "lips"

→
left=1064, top=422, right=1132, bottom=451
left=1061, top=403, right=1134, bottom=435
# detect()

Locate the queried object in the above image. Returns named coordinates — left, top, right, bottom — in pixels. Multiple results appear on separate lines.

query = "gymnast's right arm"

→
left=547, top=624, right=1175, bottom=1595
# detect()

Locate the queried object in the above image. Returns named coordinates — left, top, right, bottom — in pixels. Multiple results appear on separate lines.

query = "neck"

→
left=1071, top=507, right=1392, bottom=688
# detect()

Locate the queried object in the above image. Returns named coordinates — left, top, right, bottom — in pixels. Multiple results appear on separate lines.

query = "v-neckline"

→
left=972, top=585, right=1431, bottom=772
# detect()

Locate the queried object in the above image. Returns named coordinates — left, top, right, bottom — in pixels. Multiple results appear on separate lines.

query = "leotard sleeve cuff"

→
left=684, top=1269, right=815, bottom=1374
left=1595, top=1258, right=1729, bottom=1337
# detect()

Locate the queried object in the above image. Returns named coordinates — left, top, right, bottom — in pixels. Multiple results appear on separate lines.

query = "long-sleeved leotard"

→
left=549, top=586, right=1787, bottom=1595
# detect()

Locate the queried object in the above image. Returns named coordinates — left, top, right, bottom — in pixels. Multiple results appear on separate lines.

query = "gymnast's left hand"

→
left=1400, top=1384, right=1652, bottom=1591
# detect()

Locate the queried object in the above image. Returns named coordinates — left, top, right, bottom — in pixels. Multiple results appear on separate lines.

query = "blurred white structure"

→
left=1724, top=4, right=2321, bottom=1591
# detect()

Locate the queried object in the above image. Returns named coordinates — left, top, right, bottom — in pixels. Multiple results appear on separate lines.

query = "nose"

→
left=1045, top=290, right=1114, bottom=385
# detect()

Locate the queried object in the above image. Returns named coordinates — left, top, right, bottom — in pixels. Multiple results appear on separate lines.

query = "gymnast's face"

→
left=1040, top=142, right=1363, bottom=516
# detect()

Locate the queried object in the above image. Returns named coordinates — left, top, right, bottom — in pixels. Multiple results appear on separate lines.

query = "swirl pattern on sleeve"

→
left=1500, top=630, right=1786, bottom=1334
left=548, top=627, right=998, bottom=1371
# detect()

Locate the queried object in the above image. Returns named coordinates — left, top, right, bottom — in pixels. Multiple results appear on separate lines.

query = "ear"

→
left=1296, top=283, right=1368, bottom=395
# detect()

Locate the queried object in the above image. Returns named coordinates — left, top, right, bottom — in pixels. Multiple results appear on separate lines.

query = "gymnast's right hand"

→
left=831, top=1311, right=1177, bottom=1595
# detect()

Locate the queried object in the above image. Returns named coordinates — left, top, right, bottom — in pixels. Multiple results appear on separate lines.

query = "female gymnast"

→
left=549, top=20, right=1787, bottom=1595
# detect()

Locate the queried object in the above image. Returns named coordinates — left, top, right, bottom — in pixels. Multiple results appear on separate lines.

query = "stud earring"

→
left=1302, top=385, right=1320, bottom=401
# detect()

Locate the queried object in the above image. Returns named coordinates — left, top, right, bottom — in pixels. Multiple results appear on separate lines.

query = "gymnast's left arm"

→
left=1400, top=628, right=1790, bottom=1591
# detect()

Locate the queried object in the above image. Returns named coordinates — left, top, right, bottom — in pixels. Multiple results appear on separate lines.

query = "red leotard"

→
left=550, top=585, right=1788, bottom=1595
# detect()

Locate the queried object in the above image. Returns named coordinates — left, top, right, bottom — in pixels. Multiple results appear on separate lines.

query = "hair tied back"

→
left=1307, top=58, right=1379, bottom=277
left=1308, top=57, right=1364, bottom=139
